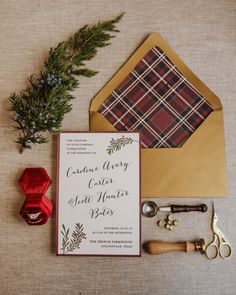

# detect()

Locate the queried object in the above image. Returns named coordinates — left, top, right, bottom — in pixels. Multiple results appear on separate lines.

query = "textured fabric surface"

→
left=98, top=46, right=213, bottom=148
left=0, top=0, right=236, bottom=295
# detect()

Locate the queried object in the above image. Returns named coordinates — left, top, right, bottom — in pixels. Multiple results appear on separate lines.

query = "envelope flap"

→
left=141, top=143, right=227, bottom=197
left=183, top=110, right=227, bottom=190
left=90, top=111, right=116, bottom=131
left=141, top=109, right=227, bottom=197
left=90, top=33, right=222, bottom=112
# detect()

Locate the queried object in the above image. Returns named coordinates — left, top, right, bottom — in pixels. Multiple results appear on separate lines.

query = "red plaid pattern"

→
left=98, top=47, right=213, bottom=148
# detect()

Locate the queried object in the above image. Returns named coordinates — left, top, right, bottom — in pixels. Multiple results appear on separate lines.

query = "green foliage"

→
left=106, top=135, right=135, bottom=155
left=9, top=13, right=124, bottom=153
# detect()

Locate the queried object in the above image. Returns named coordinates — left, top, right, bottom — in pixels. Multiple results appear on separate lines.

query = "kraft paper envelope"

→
left=89, top=33, right=227, bottom=198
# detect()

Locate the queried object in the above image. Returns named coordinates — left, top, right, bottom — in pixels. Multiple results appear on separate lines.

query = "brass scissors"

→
left=205, top=202, right=232, bottom=259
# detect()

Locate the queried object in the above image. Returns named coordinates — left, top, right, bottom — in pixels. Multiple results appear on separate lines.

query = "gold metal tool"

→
left=205, top=202, right=232, bottom=259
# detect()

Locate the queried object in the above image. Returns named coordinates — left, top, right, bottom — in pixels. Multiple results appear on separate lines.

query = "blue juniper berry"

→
left=39, top=74, right=63, bottom=87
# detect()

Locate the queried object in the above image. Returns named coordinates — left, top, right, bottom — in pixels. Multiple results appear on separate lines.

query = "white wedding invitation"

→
left=56, top=132, right=140, bottom=256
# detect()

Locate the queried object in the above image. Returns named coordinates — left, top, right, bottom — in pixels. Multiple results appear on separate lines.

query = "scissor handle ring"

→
left=219, top=243, right=232, bottom=259
left=205, top=243, right=219, bottom=260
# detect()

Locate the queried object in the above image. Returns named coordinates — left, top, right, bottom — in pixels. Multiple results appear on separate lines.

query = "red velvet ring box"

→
left=19, top=168, right=53, bottom=225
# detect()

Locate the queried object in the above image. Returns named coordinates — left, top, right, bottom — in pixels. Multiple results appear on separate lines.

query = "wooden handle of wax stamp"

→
left=145, top=240, right=196, bottom=255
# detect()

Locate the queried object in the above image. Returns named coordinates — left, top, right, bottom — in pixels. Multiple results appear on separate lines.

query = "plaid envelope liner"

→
left=98, top=47, right=214, bottom=148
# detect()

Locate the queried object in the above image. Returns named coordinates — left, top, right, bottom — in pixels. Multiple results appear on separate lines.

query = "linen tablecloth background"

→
left=0, top=0, right=235, bottom=294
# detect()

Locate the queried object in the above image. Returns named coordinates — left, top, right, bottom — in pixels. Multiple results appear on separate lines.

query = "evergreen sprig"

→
left=9, top=13, right=124, bottom=153
left=106, top=135, right=135, bottom=155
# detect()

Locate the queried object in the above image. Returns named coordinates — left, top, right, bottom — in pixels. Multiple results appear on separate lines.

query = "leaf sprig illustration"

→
left=61, top=224, right=70, bottom=253
left=61, top=223, right=86, bottom=254
left=106, top=135, right=136, bottom=155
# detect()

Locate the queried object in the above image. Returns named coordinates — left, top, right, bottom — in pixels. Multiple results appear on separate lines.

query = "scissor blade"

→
left=211, top=201, right=218, bottom=231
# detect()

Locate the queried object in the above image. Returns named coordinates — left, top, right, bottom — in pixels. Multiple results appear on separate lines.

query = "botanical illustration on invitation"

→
left=57, top=132, right=140, bottom=256
left=106, top=135, right=138, bottom=155
left=61, top=223, right=86, bottom=254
